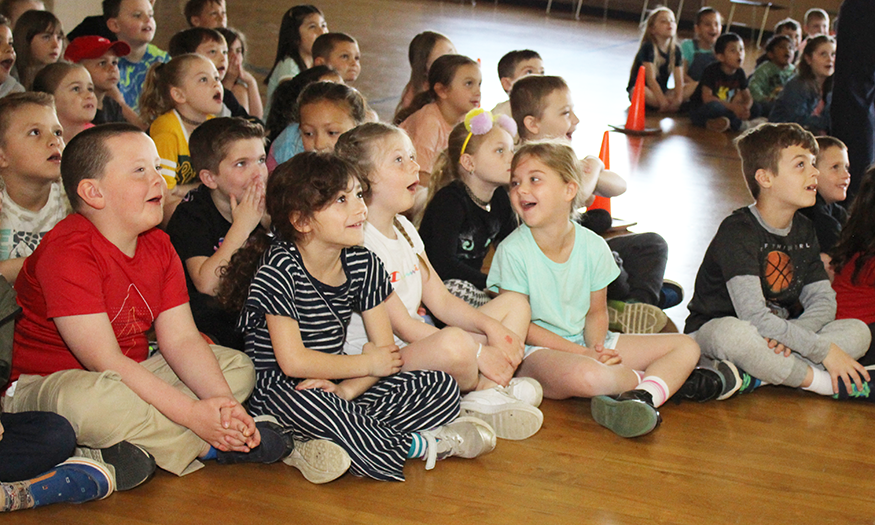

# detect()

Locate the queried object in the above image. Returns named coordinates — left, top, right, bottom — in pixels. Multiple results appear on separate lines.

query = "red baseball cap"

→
left=64, top=36, right=131, bottom=63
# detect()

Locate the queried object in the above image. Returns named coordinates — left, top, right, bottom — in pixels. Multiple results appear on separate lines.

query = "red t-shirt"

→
left=833, top=254, right=875, bottom=325
left=10, top=213, right=189, bottom=383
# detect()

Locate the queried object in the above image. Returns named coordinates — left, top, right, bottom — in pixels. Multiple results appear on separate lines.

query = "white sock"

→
left=633, top=370, right=645, bottom=383
left=636, top=376, right=669, bottom=407
left=803, top=367, right=834, bottom=396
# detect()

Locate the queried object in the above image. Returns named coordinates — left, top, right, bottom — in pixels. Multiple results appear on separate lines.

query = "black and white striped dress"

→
left=239, top=240, right=460, bottom=481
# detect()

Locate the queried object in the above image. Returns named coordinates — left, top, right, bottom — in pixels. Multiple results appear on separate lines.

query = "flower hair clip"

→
left=460, top=108, right=518, bottom=156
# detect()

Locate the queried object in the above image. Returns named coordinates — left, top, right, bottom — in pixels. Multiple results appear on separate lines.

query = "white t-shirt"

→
left=0, top=181, right=72, bottom=260
left=344, top=215, right=424, bottom=354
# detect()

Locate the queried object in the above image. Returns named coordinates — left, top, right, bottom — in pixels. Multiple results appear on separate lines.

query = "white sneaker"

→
left=505, top=377, right=543, bottom=408
left=420, top=416, right=496, bottom=470
left=460, top=386, right=543, bottom=440
left=283, top=439, right=351, bottom=484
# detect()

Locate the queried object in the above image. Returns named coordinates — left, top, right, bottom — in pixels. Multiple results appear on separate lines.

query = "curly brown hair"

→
left=217, top=151, right=365, bottom=311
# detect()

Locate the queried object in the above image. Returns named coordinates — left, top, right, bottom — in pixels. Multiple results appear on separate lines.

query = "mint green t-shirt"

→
left=487, top=222, right=620, bottom=340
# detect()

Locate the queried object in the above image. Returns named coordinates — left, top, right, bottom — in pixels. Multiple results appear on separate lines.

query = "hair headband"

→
left=460, top=108, right=517, bottom=156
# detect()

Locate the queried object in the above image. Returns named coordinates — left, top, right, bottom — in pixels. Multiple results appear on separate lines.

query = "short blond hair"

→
left=512, top=140, right=588, bottom=217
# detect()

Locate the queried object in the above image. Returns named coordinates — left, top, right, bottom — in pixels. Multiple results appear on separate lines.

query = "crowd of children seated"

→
left=0, top=0, right=872, bottom=513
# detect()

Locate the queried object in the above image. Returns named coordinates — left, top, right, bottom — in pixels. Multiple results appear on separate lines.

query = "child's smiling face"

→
left=695, top=12, right=722, bottom=47
left=815, top=146, right=850, bottom=205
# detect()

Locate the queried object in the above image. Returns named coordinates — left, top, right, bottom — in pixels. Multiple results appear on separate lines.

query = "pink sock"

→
left=637, top=376, right=669, bottom=407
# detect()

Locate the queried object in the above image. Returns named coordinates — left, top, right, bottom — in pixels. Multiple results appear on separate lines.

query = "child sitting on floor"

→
left=769, top=35, right=835, bottom=135
left=64, top=36, right=142, bottom=127
left=800, top=136, right=850, bottom=280
left=32, top=63, right=97, bottom=142
left=264, top=5, right=328, bottom=116
left=104, top=0, right=169, bottom=113
left=395, top=31, right=456, bottom=121
left=491, top=49, right=544, bottom=119
left=217, top=151, right=496, bottom=483
left=312, top=32, right=361, bottom=83
left=185, top=0, right=226, bottom=29
left=680, top=7, right=722, bottom=101
left=749, top=35, right=796, bottom=116
left=488, top=141, right=717, bottom=438
left=4, top=123, right=290, bottom=488
left=167, top=117, right=267, bottom=350
left=831, top=164, right=875, bottom=367
left=685, top=122, right=872, bottom=402
left=689, top=33, right=759, bottom=133
left=0, top=93, right=70, bottom=284
left=628, top=6, right=683, bottom=112
left=0, top=15, right=23, bottom=98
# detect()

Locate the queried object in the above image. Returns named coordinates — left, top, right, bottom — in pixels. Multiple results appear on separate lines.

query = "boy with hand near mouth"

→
left=64, top=35, right=143, bottom=127
left=689, top=33, right=760, bottom=132
left=105, top=0, right=169, bottom=113
left=0, top=92, right=70, bottom=284
left=686, top=123, right=872, bottom=401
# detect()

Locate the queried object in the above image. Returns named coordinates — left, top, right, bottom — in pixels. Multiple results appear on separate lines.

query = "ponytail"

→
left=139, top=54, right=204, bottom=127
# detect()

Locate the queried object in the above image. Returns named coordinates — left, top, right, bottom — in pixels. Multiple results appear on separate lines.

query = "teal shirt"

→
left=487, top=222, right=620, bottom=340
left=749, top=61, right=796, bottom=102
left=118, top=44, right=169, bottom=112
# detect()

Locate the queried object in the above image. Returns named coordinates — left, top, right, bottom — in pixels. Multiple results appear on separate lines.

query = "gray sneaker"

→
left=420, top=417, right=496, bottom=470
left=283, top=438, right=351, bottom=484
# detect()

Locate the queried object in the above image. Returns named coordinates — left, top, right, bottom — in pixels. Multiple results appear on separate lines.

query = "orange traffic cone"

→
left=588, top=131, right=612, bottom=214
left=611, top=65, right=661, bottom=135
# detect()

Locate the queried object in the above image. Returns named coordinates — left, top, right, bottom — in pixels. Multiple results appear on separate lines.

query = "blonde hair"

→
left=335, top=122, right=429, bottom=274
left=511, top=141, right=589, bottom=218
left=634, top=6, right=679, bottom=79
left=139, top=54, right=207, bottom=126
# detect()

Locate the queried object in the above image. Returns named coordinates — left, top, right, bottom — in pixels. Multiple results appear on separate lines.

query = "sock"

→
left=408, top=433, right=427, bottom=459
left=803, top=367, right=834, bottom=396
left=201, top=446, right=218, bottom=461
left=637, top=376, right=670, bottom=407
left=2, top=481, right=34, bottom=512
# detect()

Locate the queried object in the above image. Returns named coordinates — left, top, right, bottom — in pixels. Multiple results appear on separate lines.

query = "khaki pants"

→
left=6, top=345, right=255, bottom=476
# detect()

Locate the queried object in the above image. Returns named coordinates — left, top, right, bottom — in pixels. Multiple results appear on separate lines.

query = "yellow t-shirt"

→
left=149, top=110, right=214, bottom=189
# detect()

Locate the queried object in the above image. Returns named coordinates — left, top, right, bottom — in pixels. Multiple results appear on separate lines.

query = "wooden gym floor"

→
left=14, top=1, right=874, bottom=523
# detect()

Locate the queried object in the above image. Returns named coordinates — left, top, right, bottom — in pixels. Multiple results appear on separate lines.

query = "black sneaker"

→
left=716, top=360, right=762, bottom=400
left=675, top=367, right=723, bottom=402
left=591, top=389, right=662, bottom=438
left=216, top=417, right=293, bottom=465
left=75, top=441, right=156, bottom=491
left=658, top=280, right=684, bottom=309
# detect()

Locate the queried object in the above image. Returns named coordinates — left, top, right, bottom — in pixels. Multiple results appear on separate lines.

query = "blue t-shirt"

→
left=487, top=222, right=620, bottom=340
left=118, top=44, right=169, bottom=112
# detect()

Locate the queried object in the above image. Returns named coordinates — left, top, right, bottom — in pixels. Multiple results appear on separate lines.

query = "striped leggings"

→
left=248, top=370, right=460, bottom=481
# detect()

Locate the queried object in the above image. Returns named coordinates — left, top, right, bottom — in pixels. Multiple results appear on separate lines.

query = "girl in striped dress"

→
left=218, top=152, right=495, bottom=483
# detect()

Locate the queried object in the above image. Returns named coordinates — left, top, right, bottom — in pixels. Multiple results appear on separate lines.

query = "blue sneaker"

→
left=658, top=280, right=684, bottom=309
left=833, top=366, right=875, bottom=402
left=716, top=360, right=762, bottom=400
left=216, top=416, right=293, bottom=465
left=31, top=457, right=114, bottom=507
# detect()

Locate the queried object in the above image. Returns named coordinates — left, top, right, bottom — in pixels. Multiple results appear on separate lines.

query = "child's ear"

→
left=500, top=77, right=514, bottom=93
left=313, top=56, right=327, bottom=67
left=169, top=86, right=186, bottom=106
left=77, top=179, right=106, bottom=210
left=106, top=17, right=120, bottom=35
left=754, top=168, right=774, bottom=190
left=433, top=82, right=449, bottom=100
left=199, top=169, right=219, bottom=189
left=564, top=179, right=579, bottom=203
left=523, top=115, right=539, bottom=138
left=0, top=146, right=8, bottom=169
left=290, top=211, right=311, bottom=234
left=459, top=152, right=475, bottom=173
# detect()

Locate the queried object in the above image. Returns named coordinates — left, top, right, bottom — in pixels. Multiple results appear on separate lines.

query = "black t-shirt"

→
left=685, top=206, right=827, bottom=333
left=419, top=181, right=517, bottom=289
left=166, top=185, right=254, bottom=349
left=799, top=193, right=848, bottom=254
left=92, top=96, right=125, bottom=125
left=690, top=61, right=748, bottom=108
left=627, top=41, right=683, bottom=92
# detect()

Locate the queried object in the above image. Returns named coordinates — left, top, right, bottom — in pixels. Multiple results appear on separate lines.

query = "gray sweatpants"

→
left=692, top=317, right=871, bottom=387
